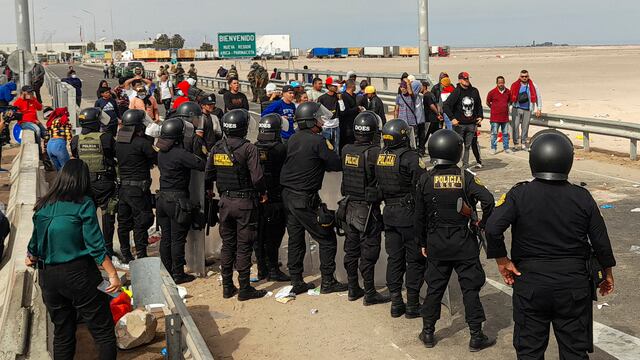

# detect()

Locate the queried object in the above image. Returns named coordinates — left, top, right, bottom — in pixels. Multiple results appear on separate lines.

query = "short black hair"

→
left=312, top=77, right=322, bottom=84
left=496, top=76, right=505, bottom=83
left=359, top=80, right=369, bottom=90
left=228, top=77, right=239, bottom=85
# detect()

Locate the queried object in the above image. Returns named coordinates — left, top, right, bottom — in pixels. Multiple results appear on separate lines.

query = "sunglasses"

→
left=520, top=75, right=529, bottom=79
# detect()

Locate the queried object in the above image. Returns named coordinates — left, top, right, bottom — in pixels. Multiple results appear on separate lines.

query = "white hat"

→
left=265, top=83, right=277, bottom=94
left=407, top=75, right=416, bottom=82
left=346, top=70, right=356, bottom=79
left=186, top=78, right=197, bottom=86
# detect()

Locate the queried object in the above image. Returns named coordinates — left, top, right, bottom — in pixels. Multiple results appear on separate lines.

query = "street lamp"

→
left=81, top=8, right=96, bottom=44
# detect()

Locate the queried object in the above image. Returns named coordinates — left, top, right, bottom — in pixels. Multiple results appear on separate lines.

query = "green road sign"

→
left=218, top=32, right=256, bottom=58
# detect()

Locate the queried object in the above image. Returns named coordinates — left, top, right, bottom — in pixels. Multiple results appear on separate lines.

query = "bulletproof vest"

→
left=424, top=167, right=468, bottom=227
left=78, top=133, right=106, bottom=174
left=212, top=139, right=252, bottom=193
left=341, top=144, right=376, bottom=200
left=375, top=147, right=412, bottom=199
left=256, top=141, right=281, bottom=194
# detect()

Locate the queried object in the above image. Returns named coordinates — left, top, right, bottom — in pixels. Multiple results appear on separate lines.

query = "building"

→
left=0, top=40, right=154, bottom=61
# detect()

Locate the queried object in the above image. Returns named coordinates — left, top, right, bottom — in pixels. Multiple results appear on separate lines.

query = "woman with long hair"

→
left=26, top=159, right=119, bottom=360
left=96, top=79, right=110, bottom=99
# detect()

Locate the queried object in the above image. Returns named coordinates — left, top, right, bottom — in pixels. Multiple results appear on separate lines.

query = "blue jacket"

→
left=0, top=82, right=17, bottom=103
left=261, top=99, right=296, bottom=139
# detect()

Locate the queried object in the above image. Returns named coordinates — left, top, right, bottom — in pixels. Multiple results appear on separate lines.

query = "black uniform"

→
left=115, top=135, right=157, bottom=259
left=340, top=142, right=382, bottom=292
left=71, top=131, right=117, bottom=256
left=205, top=137, right=266, bottom=285
left=280, top=129, right=342, bottom=280
left=415, top=166, right=494, bottom=327
left=485, top=180, right=616, bottom=359
left=375, top=146, right=426, bottom=300
left=157, top=145, right=206, bottom=278
left=254, top=139, right=287, bottom=277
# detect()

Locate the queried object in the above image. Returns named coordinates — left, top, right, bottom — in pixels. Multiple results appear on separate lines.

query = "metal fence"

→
left=44, top=68, right=78, bottom=127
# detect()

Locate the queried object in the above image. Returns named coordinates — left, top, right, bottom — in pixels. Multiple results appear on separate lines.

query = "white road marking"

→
left=389, top=342, right=416, bottom=360
left=485, top=278, right=640, bottom=360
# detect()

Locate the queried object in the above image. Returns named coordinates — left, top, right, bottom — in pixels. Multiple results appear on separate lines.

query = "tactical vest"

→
left=375, top=147, right=412, bottom=199
left=256, top=141, right=281, bottom=195
left=342, top=144, right=376, bottom=200
left=212, top=139, right=252, bottom=193
left=423, top=167, right=468, bottom=228
left=78, top=133, right=106, bottom=174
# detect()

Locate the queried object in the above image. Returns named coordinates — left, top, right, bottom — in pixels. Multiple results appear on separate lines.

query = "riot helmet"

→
left=121, top=109, right=146, bottom=127
left=221, top=109, right=250, bottom=137
left=79, top=107, right=102, bottom=125
left=529, top=129, right=574, bottom=181
left=174, top=101, right=202, bottom=123
left=353, top=111, right=379, bottom=142
left=160, top=118, right=185, bottom=140
left=427, top=129, right=464, bottom=166
left=258, top=113, right=283, bottom=142
left=381, top=119, right=410, bottom=149
left=294, top=102, right=322, bottom=130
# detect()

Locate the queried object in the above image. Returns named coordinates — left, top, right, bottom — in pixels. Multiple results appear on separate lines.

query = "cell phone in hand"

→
left=97, top=279, right=120, bottom=298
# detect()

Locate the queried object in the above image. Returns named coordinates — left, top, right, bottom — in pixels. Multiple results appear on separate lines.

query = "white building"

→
left=0, top=40, right=153, bottom=58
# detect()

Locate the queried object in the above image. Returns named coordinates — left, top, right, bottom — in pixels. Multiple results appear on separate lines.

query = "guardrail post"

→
left=631, top=139, right=637, bottom=161
left=366, top=77, right=372, bottom=85
left=165, top=314, right=182, bottom=360
left=583, top=131, right=590, bottom=152
left=285, top=73, right=290, bottom=82
left=382, top=77, right=388, bottom=90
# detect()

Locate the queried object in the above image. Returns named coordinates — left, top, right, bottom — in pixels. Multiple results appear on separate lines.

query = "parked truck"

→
left=308, top=47, right=334, bottom=58
left=363, top=46, right=385, bottom=58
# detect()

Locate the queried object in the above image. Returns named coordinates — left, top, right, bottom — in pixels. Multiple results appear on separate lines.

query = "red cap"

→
left=458, top=72, right=470, bottom=80
left=325, top=77, right=336, bottom=86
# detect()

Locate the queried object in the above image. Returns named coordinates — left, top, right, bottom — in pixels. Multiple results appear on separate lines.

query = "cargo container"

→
left=399, top=47, right=419, bottom=57
left=310, top=47, right=334, bottom=58
left=334, top=48, right=348, bottom=58
left=363, top=46, right=384, bottom=57
left=177, top=49, right=196, bottom=59
left=156, top=50, right=170, bottom=59
left=387, top=46, right=400, bottom=57
left=195, top=51, right=216, bottom=60
left=348, top=47, right=363, bottom=57
left=290, top=48, right=301, bottom=58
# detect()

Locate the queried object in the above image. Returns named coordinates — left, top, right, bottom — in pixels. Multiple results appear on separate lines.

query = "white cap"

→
left=407, top=75, right=416, bottom=82
left=265, top=83, right=277, bottom=94
left=346, top=71, right=356, bottom=79
left=186, top=77, right=197, bottom=86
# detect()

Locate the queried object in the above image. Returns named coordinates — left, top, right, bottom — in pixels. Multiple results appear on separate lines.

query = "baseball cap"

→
left=290, top=81, right=301, bottom=88
left=199, top=95, right=216, bottom=105
left=364, top=85, right=376, bottom=94
left=325, top=77, right=338, bottom=87
left=265, top=83, right=277, bottom=93
left=282, top=85, right=294, bottom=93
left=21, top=85, right=34, bottom=93
left=458, top=72, right=470, bottom=80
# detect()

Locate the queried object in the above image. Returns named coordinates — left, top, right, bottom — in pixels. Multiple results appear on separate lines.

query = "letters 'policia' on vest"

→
left=375, top=147, right=412, bottom=199
left=78, top=133, right=107, bottom=174
left=425, top=167, right=469, bottom=230
left=212, top=139, right=252, bottom=193
left=342, top=144, right=376, bottom=201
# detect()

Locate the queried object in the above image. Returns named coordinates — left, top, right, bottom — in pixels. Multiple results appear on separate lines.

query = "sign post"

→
left=217, top=32, right=256, bottom=59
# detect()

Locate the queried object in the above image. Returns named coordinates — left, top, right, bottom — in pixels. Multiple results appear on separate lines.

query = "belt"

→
left=222, top=190, right=257, bottom=199
left=159, top=190, right=189, bottom=201
left=282, top=188, right=317, bottom=196
left=90, top=173, right=113, bottom=182
left=121, top=179, right=150, bottom=188
left=384, top=196, right=409, bottom=206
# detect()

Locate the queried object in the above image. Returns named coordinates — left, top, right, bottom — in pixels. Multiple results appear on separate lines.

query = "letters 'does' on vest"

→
left=213, top=153, right=233, bottom=167
left=376, top=154, right=396, bottom=167
left=345, top=154, right=360, bottom=167
left=433, top=175, right=463, bottom=189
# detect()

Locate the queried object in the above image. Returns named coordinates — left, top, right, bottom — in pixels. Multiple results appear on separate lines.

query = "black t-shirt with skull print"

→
left=443, top=84, right=483, bottom=124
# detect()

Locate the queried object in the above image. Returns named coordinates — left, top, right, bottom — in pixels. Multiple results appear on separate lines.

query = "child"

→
left=45, top=107, right=73, bottom=171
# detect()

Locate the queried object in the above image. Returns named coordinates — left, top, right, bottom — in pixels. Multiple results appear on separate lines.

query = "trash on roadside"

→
left=307, top=288, right=321, bottom=296
left=597, top=303, right=609, bottom=310
left=112, top=257, right=130, bottom=271
left=575, top=157, right=583, bottom=161
left=633, top=184, right=640, bottom=188
left=116, top=309, right=158, bottom=349
left=576, top=135, right=584, bottom=140
left=265, top=291, right=273, bottom=297
left=177, top=286, right=188, bottom=299
left=554, top=102, right=563, bottom=107
left=310, top=308, right=319, bottom=314
left=631, top=208, right=640, bottom=213
left=275, top=285, right=296, bottom=304
left=206, top=271, right=214, bottom=277
left=600, top=204, right=614, bottom=209
left=630, top=245, right=640, bottom=255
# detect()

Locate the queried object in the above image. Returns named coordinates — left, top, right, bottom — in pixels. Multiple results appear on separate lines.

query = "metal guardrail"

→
left=44, top=68, right=78, bottom=127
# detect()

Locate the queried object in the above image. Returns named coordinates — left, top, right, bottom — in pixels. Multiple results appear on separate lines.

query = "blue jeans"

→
left=322, top=127, right=340, bottom=154
left=46, top=138, right=70, bottom=171
left=443, top=113, right=452, bottom=130
left=20, top=122, right=47, bottom=144
left=490, top=122, right=510, bottom=150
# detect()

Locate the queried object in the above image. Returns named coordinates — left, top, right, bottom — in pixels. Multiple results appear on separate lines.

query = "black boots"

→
left=347, top=277, right=365, bottom=301
left=268, top=267, right=291, bottom=282
left=405, top=291, right=421, bottom=319
left=291, top=275, right=316, bottom=295
left=222, top=274, right=238, bottom=299
left=419, top=320, right=436, bottom=348
left=468, top=325, right=496, bottom=352
left=237, top=274, right=267, bottom=301
left=362, top=281, right=390, bottom=306
left=173, top=273, right=195, bottom=285
left=320, top=276, right=348, bottom=294
left=120, top=249, right=135, bottom=264
left=390, top=292, right=406, bottom=318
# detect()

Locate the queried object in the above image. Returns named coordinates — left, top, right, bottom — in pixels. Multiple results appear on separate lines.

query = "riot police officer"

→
left=71, top=107, right=117, bottom=257
left=485, top=130, right=616, bottom=359
left=156, top=118, right=206, bottom=284
left=280, top=102, right=345, bottom=295
left=415, top=129, right=495, bottom=351
left=205, top=109, right=268, bottom=301
left=254, top=113, right=290, bottom=282
left=339, top=111, right=389, bottom=305
left=115, top=109, right=157, bottom=262
left=170, top=101, right=208, bottom=158
left=374, top=118, right=425, bottom=318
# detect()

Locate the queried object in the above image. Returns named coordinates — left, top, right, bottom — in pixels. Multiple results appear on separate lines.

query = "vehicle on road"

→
left=115, top=61, right=145, bottom=78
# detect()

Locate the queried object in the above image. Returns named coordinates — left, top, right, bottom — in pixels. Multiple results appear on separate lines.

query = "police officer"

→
left=340, top=111, right=389, bottom=305
left=415, top=129, right=495, bottom=351
left=247, top=62, right=259, bottom=102
left=170, top=101, right=208, bottom=158
left=156, top=118, right=206, bottom=284
left=199, top=95, right=223, bottom=150
left=375, top=119, right=425, bottom=318
left=280, top=102, right=345, bottom=295
left=485, top=130, right=616, bottom=359
left=71, top=107, right=117, bottom=257
left=206, top=109, right=268, bottom=301
left=254, top=113, right=290, bottom=282
left=115, top=109, right=157, bottom=262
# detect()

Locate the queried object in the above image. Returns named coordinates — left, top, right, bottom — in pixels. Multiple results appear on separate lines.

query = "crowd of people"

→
left=0, top=59, right=616, bottom=359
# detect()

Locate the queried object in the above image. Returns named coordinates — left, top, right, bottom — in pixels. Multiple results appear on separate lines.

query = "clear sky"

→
left=3, top=0, right=639, bottom=48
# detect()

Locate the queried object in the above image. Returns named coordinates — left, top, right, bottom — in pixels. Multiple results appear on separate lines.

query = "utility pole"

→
left=81, top=9, right=96, bottom=44
left=14, top=0, right=33, bottom=86
left=418, top=0, right=429, bottom=76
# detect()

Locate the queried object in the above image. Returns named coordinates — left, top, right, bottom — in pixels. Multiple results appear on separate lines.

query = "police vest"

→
left=256, top=141, right=282, bottom=196
left=212, top=139, right=252, bottom=193
left=342, top=144, right=376, bottom=200
left=375, top=147, right=412, bottom=199
left=78, top=133, right=106, bottom=174
left=423, top=167, right=468, bottom=227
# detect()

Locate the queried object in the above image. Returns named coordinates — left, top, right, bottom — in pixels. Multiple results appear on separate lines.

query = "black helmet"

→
left=428, top=129, right=463, bottom=166
left=221, top=109, right=249, bottom=137
left=79, top=107, right=101, bottom=125
left=160, top=118, right=185, bottom=139
left=529, top=130, right=574, bottom=181
left=382, top=119, right=410, bottom=149
left=121, top=109, right=146, bottom=126
left=294, top=102, right=321, bottom=130
left=257, top=113, right=282, bottom=142
left=353, top=111, right=379, bottom=141
left=174, top=101, right=202, bottom=122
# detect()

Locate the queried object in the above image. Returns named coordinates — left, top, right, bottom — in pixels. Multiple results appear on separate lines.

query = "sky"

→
left=3, top=0, right=640, bottom=48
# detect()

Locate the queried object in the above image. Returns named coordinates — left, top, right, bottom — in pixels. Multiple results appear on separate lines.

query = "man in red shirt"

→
left=486, top=76, right=511, bottom=154
left=13, top=85, right=46, bottom=143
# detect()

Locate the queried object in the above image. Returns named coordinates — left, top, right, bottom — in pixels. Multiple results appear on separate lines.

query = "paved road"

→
left=49, top=64, right=640, bottom=359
